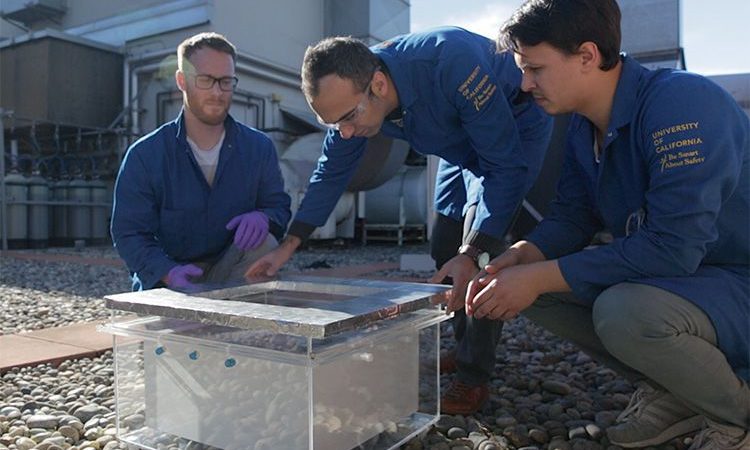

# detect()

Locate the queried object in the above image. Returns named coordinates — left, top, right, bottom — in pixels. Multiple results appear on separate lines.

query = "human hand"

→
left=226, top=211, right=269, bottom=251
left=467, top=264, right=540, bottom=320
left=465, top=248, right=523, bottom=306
left=245, top=238, right=298, bottom=278
left=166, top=264, right=204, bottom=290
left=428, top=254, right=479, bottom=313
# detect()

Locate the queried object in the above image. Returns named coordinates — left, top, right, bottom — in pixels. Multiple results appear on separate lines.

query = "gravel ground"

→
left=0, top=242, right=422, bottom=336
left=1, top=243, right=702, bottom=450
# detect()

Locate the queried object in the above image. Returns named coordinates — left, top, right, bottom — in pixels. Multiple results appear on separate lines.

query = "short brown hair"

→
left=301, top=36, right=380, bottom=99
left=177, top=32, right=237, bottom=71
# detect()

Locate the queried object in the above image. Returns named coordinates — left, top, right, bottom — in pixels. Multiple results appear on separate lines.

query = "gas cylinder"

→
left=50, top=176, right=70, bottom=246
left=3, top=171, right=29, bottom=249
left=67, top=175, right=91, bottom=244
left=89, top=176, right=109, bottom=245
left=27, top=171, right=50, bottom=248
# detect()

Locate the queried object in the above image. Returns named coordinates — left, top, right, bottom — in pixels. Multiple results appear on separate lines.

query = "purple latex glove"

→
left=166, top=264, right=203, bottom=289
left=226, top=211, right=269, bottom=251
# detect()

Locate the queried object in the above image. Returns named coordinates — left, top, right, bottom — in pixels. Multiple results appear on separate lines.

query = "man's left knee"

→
left=592, top=283, right=676, bottom=361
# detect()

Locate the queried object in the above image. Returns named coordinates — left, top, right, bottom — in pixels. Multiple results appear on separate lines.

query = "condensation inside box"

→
left=120, top=306, right=443, bottom=356
left=105, top=277, right=450, bottom=449
left=112, top=316, right=442, bottom=450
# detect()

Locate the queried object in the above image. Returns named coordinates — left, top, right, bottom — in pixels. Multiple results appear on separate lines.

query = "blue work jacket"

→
left=527, top=56, right=750, bottom=380
left=291, top=27, right=552, bottom=253
left=111, top=111, right=291, bottom=290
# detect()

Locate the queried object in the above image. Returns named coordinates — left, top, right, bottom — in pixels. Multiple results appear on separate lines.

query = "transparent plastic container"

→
left=102, top=277, right=449, bottom=450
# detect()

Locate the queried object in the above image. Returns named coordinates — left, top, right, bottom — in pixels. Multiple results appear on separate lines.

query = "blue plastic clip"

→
left=155, top=346, right=165, bottom=356
left=188, top=350, right=199, bottom=360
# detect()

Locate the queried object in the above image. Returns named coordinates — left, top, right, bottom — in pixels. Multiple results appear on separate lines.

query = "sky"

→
left=410, top=0, right=750, bottom=76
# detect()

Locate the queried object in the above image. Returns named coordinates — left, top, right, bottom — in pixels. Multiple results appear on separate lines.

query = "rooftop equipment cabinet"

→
left=0, top=33, right=123, bottom=129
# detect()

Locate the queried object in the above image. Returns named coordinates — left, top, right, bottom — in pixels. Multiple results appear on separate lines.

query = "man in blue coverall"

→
left=467, top=0, right=749, bottom=447
left=111, top=32, right=290, bottom=291
left=246, top=27, right=552, bottom=414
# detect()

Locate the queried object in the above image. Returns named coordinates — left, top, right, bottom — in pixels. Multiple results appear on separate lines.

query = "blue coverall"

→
left=111, top=111, right=291, bottom=291
left=288, top=27, right=553, bottom=385
left=527, top=55, right=749, bottom=381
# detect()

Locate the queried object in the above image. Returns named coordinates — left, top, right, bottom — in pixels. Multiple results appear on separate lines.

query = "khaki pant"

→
left=524, top=283, right=749, bottom=428
left=195, top=235, right=278, bottom=286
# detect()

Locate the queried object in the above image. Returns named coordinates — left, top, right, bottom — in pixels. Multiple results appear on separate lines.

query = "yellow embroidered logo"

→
left=457, top=65, right=497, bottom=111
left=651, top=122, right=706, bottom=172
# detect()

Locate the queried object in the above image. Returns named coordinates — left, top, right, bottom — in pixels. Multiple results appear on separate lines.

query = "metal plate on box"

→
left=105, top=276, right=450, bottom=338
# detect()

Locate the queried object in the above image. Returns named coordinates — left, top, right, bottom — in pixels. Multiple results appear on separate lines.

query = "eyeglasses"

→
left=192, top=74, right=239, bottom=92
left=319, top=81, right=373, bottom=130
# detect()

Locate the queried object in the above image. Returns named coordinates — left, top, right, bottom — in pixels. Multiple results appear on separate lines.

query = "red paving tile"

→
left=0, top=328, right=109, bottom=373
left=21, top=320, right=114, bottom=352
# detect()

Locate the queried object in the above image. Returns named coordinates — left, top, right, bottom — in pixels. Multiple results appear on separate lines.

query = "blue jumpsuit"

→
left=288, top=27, right=553, bottom=254
left=111, top=111, right=291, bottom=290
left=288, top=27, right=553, bottom=386
left=527, top=55, right=750, bottom=380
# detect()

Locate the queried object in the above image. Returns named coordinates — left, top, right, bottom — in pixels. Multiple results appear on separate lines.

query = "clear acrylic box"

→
left=102, top=277, right=450, bottom=450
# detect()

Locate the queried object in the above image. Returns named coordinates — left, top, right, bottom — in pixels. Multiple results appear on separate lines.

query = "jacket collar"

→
left=373, top=44, right=417, bottom=111
left=173, top=108, right=238, bottom=147
left=569, top=54, right=646, bottom=145
left=605, top=55, right=645, bottom=136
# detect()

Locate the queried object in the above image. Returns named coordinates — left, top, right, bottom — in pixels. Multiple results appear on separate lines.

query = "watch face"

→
left=477, top=252, right=490, bottom=269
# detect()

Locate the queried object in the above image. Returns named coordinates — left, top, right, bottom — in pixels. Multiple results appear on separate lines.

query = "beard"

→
left=193, top=101, right=229, bottom=126
left=185, top=91, right=230, bottom=126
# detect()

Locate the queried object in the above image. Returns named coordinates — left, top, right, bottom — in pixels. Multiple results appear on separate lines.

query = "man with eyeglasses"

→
left=246, top=27, right=553, bottom=415
left=111, top=32, right=290, bottom=292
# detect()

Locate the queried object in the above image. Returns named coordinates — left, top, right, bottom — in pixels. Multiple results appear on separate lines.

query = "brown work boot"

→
left=441, top=380, right=489, bottom=415
left=440, top=350, right=457, bottom=374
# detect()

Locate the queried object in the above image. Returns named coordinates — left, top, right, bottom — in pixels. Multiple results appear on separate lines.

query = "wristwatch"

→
left=458, top=244, right=490, bottom=269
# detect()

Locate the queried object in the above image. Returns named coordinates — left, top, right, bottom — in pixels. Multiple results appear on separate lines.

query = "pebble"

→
left=529, top=428, right=550, bottom=444
left=74, top=404, right=110, bottom=423
left=543, top=380, right=573, bottom=395
left=25, top=414, right=59, bottom=429
left=446, top=427, right=467, bottom=439
left=58, top=424, right=80, bottom=441
left=0, top=244, right=702, bottom=450
left=428, top=443, right=450, bottom=450
left=495, top=415, right=517, bottom=427
left=14, top=437, right=36, bottom=450
left=569, top=426, right=588, bottom=439
left=550, top=439, right=574, bottom=450
left=586, top=423, right=603, bottom=440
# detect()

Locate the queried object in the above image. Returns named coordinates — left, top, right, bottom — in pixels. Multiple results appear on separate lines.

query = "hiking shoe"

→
left=606, top=383, right=704, bottom=448
left=441, top=380, right=489, bottom=415
left=440, top=350, right=457, bottom=374
left=688, top=419, right=750, bottom=450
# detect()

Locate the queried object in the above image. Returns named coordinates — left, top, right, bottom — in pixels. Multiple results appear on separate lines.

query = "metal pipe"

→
left=109, top=56, right=131, bottom=131
left=129, top=61, right=166, bottom=136
left=5, top=115, right=126, bottom=134
left=0, top=109, right=7, bottom=251
left=3, top=199, right=111, bottom=207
